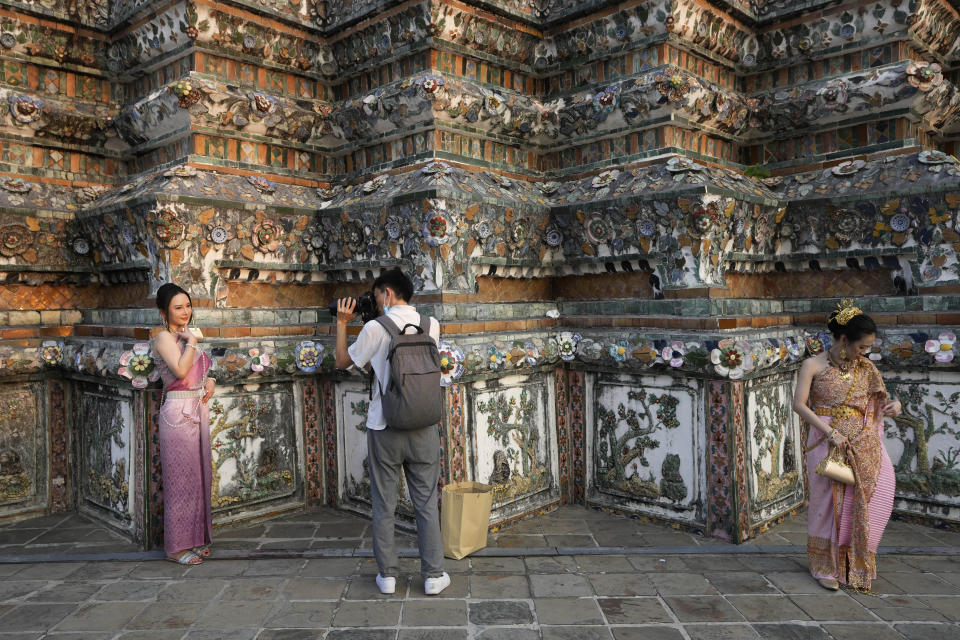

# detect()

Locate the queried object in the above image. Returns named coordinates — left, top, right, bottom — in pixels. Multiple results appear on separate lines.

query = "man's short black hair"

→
left=373, top=267, right=414, bottom=302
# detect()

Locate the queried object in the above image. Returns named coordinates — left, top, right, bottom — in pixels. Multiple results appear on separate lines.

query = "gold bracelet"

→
left=186, top=343, right=201, bottom=351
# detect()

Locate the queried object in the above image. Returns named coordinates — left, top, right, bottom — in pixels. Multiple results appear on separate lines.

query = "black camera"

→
left=328, top=290, right=379, bottom=324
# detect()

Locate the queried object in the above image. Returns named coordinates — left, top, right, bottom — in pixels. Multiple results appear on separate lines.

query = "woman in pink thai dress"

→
left=792, top=301, right=901, bottom=591
left=154, top=283, right=215, bottom=565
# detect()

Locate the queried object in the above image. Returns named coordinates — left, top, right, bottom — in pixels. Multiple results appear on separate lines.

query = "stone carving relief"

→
left=75, top=382, right=132, bottom=523
left=746, top=377, right=803, bottom=521
left=591, top=375, right=700, bottom=521
left=208, top=385, right=299, bottom=513
left=0, top=385, right=42, bottom=509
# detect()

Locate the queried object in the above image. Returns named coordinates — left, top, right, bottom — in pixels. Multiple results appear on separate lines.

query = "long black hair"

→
left=827, top=309, right=876, bottom=343
left=156, top=283, right=192, bottom=326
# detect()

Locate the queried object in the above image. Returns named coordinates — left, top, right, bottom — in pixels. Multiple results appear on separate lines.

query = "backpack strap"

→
left=372, top=316, right=401, bottom=399
left=417, top=314, right=433, bottom=338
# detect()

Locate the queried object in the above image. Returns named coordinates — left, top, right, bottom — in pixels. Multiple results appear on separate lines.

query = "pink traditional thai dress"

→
left=806, top=356, right=895, bottom=591
left=155, top=335, right=213, bottom=555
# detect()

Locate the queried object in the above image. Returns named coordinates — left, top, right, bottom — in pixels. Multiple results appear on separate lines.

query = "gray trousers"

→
left=367, top=426, right=445, bottom=579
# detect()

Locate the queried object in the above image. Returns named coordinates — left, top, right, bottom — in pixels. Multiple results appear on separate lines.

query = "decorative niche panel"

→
left=587, top=373, right=703, bottom=524
left=75, top=381, right=134, bottom=529
left=744, top=373, right=804, bottom=525
left=0, top=383, right=46, bottom=515
left=209, top=382, right=303, bottom=520
left=337, top=378, right=415, bottom=518
left=466, top=373, right=559, bottom=521
left=885, top=371, right=960, bottom=524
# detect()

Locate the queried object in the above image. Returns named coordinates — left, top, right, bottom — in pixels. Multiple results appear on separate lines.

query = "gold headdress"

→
left=834, top=299, right=862, bottom=326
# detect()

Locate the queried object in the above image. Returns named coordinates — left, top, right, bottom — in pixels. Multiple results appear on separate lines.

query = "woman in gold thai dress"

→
left=792, top=301, right=901, bottom=591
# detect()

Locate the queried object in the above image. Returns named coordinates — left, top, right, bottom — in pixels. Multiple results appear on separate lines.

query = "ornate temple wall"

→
left=1, top=0, right=960, bottom=547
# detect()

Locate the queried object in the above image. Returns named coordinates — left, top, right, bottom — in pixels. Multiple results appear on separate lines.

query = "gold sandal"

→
left=817, top=577, right=839, bottom=591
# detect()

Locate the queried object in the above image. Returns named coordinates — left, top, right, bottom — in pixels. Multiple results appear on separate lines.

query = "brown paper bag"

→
left=441, top=481, right=493, bottom=560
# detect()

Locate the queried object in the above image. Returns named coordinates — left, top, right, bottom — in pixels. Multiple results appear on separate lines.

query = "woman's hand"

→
left=202, top=378, right=215, bottom=404
left=829, top=430, right=849, bottom=448
left=883, top=399, right=902, bottom=417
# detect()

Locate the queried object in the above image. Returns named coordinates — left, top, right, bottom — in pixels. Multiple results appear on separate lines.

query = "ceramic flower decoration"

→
left=252, top=219, right=283, bottom=253
left=662, top=342, right=686, bottom=367
left=40, top=341, right=64, bottom=366
left=591, top=170, right=619, bottom=189
left=906, top=62, right=943, bottom=92
left=249, top=348, right=271, bottom=373
left=554, top=332, right=581, bottom=361
left=608, top=341, right=628, bottom=363
left=119, top=343, right=159, bottom=389
left=925, top=333, right=956, bottom=363
left=711, top=346, right=745, bottom=379
left=295, top=341, right=323, bottom=373
left=438, top=342, right=465, bottom=386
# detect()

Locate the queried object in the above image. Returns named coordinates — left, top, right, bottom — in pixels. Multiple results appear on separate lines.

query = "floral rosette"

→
left=805, top=333, right=828, bottom=354
left=711, top=344, right=745, bottom=379
left=422, top=210, right=454, bottom=247
left=554, top=332, right=581, bottom=362
left=40, top=341, right=64, bottom=366
left=906, top=62, right=943, bottom=92
left=295, top=341, right=323, bottom=373
left=925, top=332, right=956, bottom=363
left=661, top=341, right=686, bottom=367
left=252, top=219, right=283, bottom=253
left=438, top=342, right=465, bottom=386
left=119, top=343, right=159, bottom=389
left=608, top=340, right=629, bottom=363
left=591, top=170, right=619, bottom=189
left=151, top=208, right=185, bottom=248
left=584, top=214, right=614, bottom=245
left=487, top=346, right=505, bottom=371
left=249, top=348, right=271, bottom=373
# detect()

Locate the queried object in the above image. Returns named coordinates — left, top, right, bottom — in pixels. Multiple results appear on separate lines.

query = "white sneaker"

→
left=375, top=573, right=396, bottom=595
left=424, top=572, right=451, bottom=595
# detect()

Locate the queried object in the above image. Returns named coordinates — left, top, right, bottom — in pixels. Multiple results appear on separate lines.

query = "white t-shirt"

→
left=347, top=304, right=440, bottom=431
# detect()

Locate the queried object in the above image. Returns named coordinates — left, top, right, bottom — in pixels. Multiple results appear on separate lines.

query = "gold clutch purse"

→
left=815, top=446, right=855, bottom=485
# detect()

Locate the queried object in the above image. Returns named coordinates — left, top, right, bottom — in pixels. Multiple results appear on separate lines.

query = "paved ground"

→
left=1, top=506, right=958, bottom=639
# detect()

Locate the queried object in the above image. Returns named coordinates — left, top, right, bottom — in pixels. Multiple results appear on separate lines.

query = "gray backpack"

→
left=373, top=314, right=442, bottom=430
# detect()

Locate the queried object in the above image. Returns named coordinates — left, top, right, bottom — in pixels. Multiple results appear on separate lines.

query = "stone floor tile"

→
left=53, top=602, right=146, bottom=632
left=588, top=572, right=657, bottom=597
left=547, top=535, right=597, bottom=548
left=300, top=558, right=360, bottom=577
left=750, top=623, right=832, bottom=639
left=764, top=572, right=829, bottom=594
left=680, top=556, right=750, bottom=572
left=218, top=577, right=285, bottom=601
left=333, top=600, right=403, bottom=627
left=325, top=630, right=396, bottom=640
left=114, top=632, right=184, bottom=639
left=726, top=595, right=812, bottom=622
left=157, top=579, right=228, bottom=602
left=822, top=623, right=905, bottom=640
left=627, top=556, right=690, bottom=572
left=468, top=600, right=535, bottom=625
left=920, top=596, right=960, bottom=621
left=397, top=629, right=467, bottom=640
left=492, top=534, right=549, bottom=547
left=540, top=626, right=614, bottom=639
left=254, top=630, right=326, bottom=640
left=850, top=594, right=948, bottom=622
left=610, top=626, right=685, bottom=640
left=408, top=574, right=469, bottom=599
left=62, top=562, right=135, bottom=582
left=260, top=539, right=313, bottom=551
left=313, top=521, right=368, bottom=538
left=704, top=571, right=778, bottom=594
left=734, top=556, right=806, bottom=572
left=242, top=559, right=306, bottom=577
left=182, top=559, right=253, bottom=577
left=643, top=533, right=701, bottom=546
left=469, top=574, right=531, bottom=599
left=127, top=561, right=192, bottom=579
left=662, top=596, right=745, bottom=623
left=882, top=572, right=958, bottom=594
left=0, top=603, right=78, bottom=632
left=281, top=577, right=347, bottom=600
left=0, top=580, right=50, bottom=601
left=597, top=597, right=673, bottom=624
left=789, top=594, right=876, bottom=621
left=182, top=630, right=258, bottom=640
left=194, top=600, right=276, bottom=628
left=217, top=524, right=267, bottom=539
left=650, top=572, right=718, bottom=595
left=533, top=597, right=605, bottom=625
left=93, top=580, right=166, bottom=601
left=530, top=573, right=594, bottom=597
left=26, top=582, right=103, bottom=603
left=126, top=601, right=208, bottom=629
left=400, top=599, right=467, bottom=626
left=41, top=633, right=114, bottom=639
left=591, top=533, right=650, bottom=547
left=540, top=520, right=593, bottom=535
left=683, top=624, right=761, bottom=640
left=470, top=557, right=526, bottom=573
left=265, top=524, right=317, bottom=538
left=7, top=563, right=83, bottom=580
left=442, top=558, right=470, bottom=574
left=574, top=555, right=633, bottom=573
left=261, top=601, right=337, bottom=628
left=524, top=556, right=579, bottom=574
left=474, top=629, right=540, bottom=640
left=892, top=623, right=960, bottom=640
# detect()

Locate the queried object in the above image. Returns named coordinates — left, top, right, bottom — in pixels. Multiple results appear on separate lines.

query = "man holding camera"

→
left=334, top=268, right=450, bottom=596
